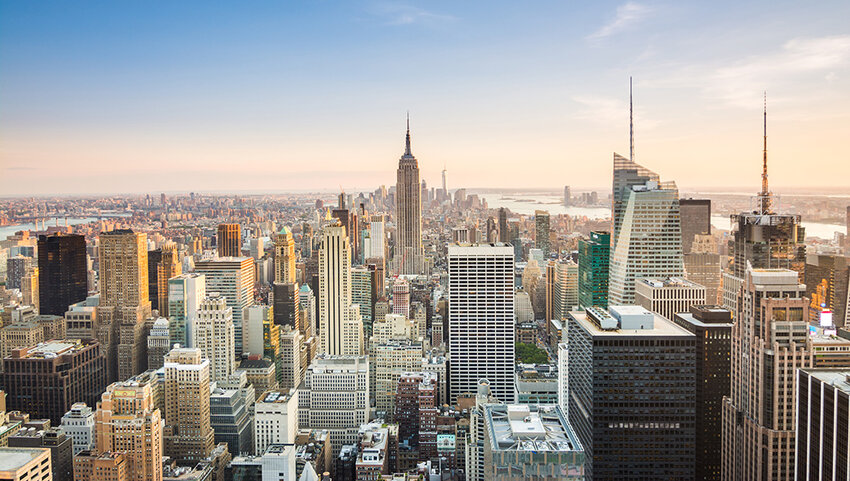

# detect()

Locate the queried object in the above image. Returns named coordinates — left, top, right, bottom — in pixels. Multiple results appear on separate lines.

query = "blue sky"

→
left=1, top=1, right=849, bottom=195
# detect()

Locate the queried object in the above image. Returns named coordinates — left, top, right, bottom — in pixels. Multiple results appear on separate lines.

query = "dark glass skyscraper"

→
left=679, top=198, right=711, bottom=254
left=37, top=233, right=87, bottom=316
left=578, top=230, right=610, bottom=308
left=673, top=305, right=732, bottom=481
left=568, top=306, right=696, bottom=480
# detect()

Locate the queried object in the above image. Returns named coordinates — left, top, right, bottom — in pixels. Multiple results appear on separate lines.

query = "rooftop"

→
left=239, top=358, right=274, bottom=370
left=485, top=404, right=582, bottom=454
left=572, top=309, right=694, bottom=337
left=11, top=339, right=95, bottom=359
left=638, top=277, right=704, bottom=289
left=0, top=447, right=49, bottom=472
left=803, top=369, right=850, bottom=393
left=258, top=390, right=295, bottom=403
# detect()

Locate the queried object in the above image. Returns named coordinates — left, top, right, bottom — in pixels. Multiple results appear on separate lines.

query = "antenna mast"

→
left=629, top=76, right=635, bottom=162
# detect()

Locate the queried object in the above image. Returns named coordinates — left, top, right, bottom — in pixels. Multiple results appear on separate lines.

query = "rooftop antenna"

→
left=404, top=111, right=412, bottom=156
left=629, top=76, right=635, bottom=162
left=759, top=91, right=772, bottom=214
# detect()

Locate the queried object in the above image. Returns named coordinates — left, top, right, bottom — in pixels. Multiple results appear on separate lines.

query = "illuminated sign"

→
left=820, top=309, right=834, bottom=328
left=112, top=389, right=137, bottom=399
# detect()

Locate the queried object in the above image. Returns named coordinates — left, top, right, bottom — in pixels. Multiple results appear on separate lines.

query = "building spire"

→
left=629, top=76, right=635, bottom=162
left=759, top=91, right=772, bottom=215
left=405, top=111, right=412, bottom=156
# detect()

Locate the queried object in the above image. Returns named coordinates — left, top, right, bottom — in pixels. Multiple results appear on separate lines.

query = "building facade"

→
left=395, top=119, right=423, bottom=275
left=448, top=244, right=515, bottom=404
left=635, top=277, right=707, bottom=321
left=194, top=257, right=254, bottom=356
left=37, top=233, right=87, bottom=316
left=568, top=306, right=696, bottom=480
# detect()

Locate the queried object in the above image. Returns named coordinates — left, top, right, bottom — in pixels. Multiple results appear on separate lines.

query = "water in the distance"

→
left=476, top=192, right=844, bottom=240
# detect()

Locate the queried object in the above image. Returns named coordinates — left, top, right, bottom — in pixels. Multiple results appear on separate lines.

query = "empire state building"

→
left=395, top=117, right=423, bottom=274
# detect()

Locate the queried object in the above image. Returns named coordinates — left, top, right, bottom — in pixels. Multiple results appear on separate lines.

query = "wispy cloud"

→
left=655, top=35, right=850, bottom=109
left=587, top=2, right=652, bottom=40
left=371, top=3, right=456, bottom=26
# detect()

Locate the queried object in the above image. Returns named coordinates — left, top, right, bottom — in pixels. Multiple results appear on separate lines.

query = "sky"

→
left=1, top=1, right=849, bottom=196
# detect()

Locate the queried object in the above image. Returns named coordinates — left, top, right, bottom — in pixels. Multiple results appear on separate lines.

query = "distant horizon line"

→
left=4, top=185, right=850, bottom=199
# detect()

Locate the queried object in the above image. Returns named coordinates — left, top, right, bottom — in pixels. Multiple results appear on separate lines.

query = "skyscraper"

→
left=217, top=223, right=242, bottom=258
left=351, top=266, right=376, bottom=332
left=635, top=277, right=706, bottom=321
left=568, top=306, right=696, bottom=480
left=552, top=259, right=579, bottom=320
left=673, top=305, right=733, bottom=481
left=685, top=234, right=723, bottom=305
left=97, top=229, right=152, bottom=382
left=722, top=100, right=806, bottom=315
left=498, top=208, right=509, bottom=243
left=146, top=318, right=170, bottom=370
left=805, top=254, right=850, bottom=328
left=194, top=257, right=254, bottom=356
left=578, top=230, right=610, bottom=309
left=163, top=347, right=215, bottom=463
left=318, top=224, right=353, bottom=355
left=2, top=339, right=107, bottom=425
left=679, top=199, right=711, bottom=254
left=5, top=254, right=32, bottom=290
left=448, top=243, right=515, bottom=404
left=534, top=210, right=550, bottom=257
left=37, top=233, right=87, bottom=316
left=297, top=355, right=370, bottom=456
left=608, top=170, right=684, bottom=305
left=94, top=378, right=164, bottom=481
left=157, top=241, right=181, bottom=312
left=721, top=267, right=809, bottom=481
left=166, top=273, right=206, bottom=348
left=274, top=226, right=296, bottom=284
left=272, top=282, right=301, bottom=331
left=148, top=248, right=163, bottom=311
left=728, top=100, right=806, bottom=280
left=395, top=116, right=423, bottom=275
left=796, top=369, right=850, bottom=481
left=195, top=293, right=236, bottom=382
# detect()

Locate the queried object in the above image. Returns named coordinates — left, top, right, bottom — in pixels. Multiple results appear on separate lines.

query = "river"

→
left=0, top=214, right=131, bottom=239
left=476, top=192, right=845, bottom=240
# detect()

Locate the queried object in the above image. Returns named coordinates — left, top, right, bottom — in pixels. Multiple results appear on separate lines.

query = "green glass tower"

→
left=578, top=231, right=610, bottom=308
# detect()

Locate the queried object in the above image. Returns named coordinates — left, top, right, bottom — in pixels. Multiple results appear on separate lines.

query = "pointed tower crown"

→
left=399, top=113, right=418, bottom=167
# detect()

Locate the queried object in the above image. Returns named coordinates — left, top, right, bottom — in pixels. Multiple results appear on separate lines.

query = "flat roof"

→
left=675, top=312, right=732, bottom=329
left=0, top=447, right=48, bottom=471
left=803, top=369, right=850, bottom=393
left=485, top=404, right=582, bottom=454
left=638, top=277, right=703, bottom=289
left=258, top=390, right=294, bottom=403
left=570, top=310, right=694, bottom=337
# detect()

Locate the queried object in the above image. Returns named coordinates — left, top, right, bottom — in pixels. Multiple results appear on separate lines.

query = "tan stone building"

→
left=94, top=380, right=163, bottom=481
left=163, top=347, right=214, bottom=464
left=96, top=230, right=151, bottom=382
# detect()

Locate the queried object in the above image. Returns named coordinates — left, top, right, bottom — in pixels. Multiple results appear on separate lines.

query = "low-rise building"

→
left=514, top=364, right=558, bottom=405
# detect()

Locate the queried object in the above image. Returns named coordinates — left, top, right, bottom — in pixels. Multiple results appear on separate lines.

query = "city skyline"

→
left=2, top=1, right=850, bottom=195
